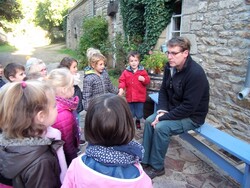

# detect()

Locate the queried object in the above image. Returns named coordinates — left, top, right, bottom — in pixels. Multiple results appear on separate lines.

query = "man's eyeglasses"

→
left=165, top=51, right=183, bottom=56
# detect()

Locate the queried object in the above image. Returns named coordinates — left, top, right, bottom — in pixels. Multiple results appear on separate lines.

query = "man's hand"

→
left=151, top=112, right=165, bottom=128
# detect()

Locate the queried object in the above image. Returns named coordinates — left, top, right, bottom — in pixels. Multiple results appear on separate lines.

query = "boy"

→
left=4, top=63, right=26, bottom=82
left=118, top=51, right=150, bottom=129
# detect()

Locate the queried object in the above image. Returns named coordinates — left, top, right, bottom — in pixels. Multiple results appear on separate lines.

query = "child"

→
left=4, top=63, right=26, bottom=82
left=58, top=57, right=83, bottom=114
left=118, top=51, right=150, bottom=129
left=0, top=63, right=6, bottom=88
left=46, top=68, right=80, bottom=166
left=0, top=81, right=62, bottom=188
left=61, top=94, right=153, bottom=188
left=58, top=57, right=85, bottom=146
left=82, top=48, right=118, bottom=110
left=25, top=57, right=47, bottom=80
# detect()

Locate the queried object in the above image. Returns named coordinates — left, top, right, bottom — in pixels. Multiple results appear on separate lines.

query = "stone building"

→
left=66, top=0, right=250, bottom=142
left=66, top=0, right=123, bottom=51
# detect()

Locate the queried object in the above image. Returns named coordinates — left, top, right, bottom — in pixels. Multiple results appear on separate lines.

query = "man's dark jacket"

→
left=158, top=55, right=209, bottom=125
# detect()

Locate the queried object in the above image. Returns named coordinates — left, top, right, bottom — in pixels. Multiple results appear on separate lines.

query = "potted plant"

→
left=141, top=50, right=168, bottom=74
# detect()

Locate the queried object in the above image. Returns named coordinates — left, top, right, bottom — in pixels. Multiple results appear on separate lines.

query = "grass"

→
left=58, top=48, right=78, bottom=59
left=0, top=44, right=16, bottom=52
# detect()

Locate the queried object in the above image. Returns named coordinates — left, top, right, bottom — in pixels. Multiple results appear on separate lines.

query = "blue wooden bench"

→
left=149, top=93, right=250, bottom=188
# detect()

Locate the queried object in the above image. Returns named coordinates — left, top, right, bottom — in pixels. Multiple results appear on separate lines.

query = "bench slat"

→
left=195, top=123, right=250, bottom=164
left=180, top=133, right=244, bottom=184
left=149, top=93, right=158, bottom=104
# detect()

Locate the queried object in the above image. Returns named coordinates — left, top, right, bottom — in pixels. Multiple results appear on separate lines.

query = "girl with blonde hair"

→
left=0, top=81, right=62, bottom=188
left=82, top=48, right=118, bottom=110
left=46, top=68, right=80, bottom=166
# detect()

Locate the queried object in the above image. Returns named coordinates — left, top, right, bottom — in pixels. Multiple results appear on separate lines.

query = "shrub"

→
left=110, top=33, right=142, bottom=73
left=78, top=16, right=109, bottom=68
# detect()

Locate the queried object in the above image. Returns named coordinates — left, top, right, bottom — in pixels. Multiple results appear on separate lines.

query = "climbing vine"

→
left=120, top=0, right=175, bottom=56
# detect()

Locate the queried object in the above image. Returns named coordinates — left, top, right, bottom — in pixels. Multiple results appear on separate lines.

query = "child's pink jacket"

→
left=61, top=154, right=153, bottom=188
left=46, top=127, right=67, bottom=183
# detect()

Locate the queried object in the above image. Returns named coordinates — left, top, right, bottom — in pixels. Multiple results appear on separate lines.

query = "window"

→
left=166, top=0, right=182, bottom=40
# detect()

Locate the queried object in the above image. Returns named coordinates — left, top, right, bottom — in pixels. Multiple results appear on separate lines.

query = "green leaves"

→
left=35, top=0, right=74, bottom=31
left=120, top=0, right=175, bottom=57
left=0, top=0, right=23, bottom=30
left=78, top=16, right=109, bottom=68
left=141, top=50, right=168, bottom=71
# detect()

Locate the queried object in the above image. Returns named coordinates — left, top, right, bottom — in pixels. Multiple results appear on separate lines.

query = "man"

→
left=142, top=37, right=210, bottom=179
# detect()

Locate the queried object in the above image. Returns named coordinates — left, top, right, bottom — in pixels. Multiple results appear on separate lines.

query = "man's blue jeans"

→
left=142, top=113, right=200, bottom=170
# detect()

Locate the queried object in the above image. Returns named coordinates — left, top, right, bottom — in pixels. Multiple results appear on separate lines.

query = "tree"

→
left=0, top=0, right=23, bottom=30
left=35, top=0, right=75, bottom=31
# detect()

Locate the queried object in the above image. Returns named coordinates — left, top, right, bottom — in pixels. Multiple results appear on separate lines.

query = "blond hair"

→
left=86, top=48, right=106, bottom=68
left=46, top=68, right=74, bottom=95
left=86, top=48, right=101, bottom=60
left=0, top=81, right=54, bottom=138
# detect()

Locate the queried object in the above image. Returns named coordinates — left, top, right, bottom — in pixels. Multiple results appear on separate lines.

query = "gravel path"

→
left=0, top=43, right=69, bottom=67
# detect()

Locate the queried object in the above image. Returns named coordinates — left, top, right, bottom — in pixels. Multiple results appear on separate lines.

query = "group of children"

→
left=0, top=48, right=153, bottom=188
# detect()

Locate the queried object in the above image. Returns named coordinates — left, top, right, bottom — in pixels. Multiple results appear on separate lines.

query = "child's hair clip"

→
left=21, top=81, right=27, bottom=89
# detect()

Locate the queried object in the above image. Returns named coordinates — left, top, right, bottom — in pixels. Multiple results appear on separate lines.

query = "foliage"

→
left=78, top=16, right=109, bottom=68
left=110, top=33, right=142, bottom=73
left=120, top=0, right=175, bottom=57
left=108, top=69, right=119, bottom=87
left=0, top=43, right=16, bottom=52
left=119, top=0, right=145, bottom=38
left=0, top=0, right=23, bottom=31
left=62, top=15, right=67, bottom=40
left=108, top=68, right=121, bottom=78
left=35, top=0, right=75, bottom=40
left=141, top=50, right=168, bottom=73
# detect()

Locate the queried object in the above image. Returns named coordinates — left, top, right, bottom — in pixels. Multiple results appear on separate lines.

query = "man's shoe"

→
left=141, top=163, right=150, bottom=170
left=145, top=167, right=165, bottom=179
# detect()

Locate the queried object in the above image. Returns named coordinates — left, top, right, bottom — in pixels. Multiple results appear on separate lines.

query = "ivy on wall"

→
left=120, top=0, right=175, bottom=56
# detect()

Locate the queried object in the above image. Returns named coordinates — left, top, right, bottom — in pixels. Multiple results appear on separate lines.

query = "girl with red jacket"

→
left=118, top=51, right=150, bottom=129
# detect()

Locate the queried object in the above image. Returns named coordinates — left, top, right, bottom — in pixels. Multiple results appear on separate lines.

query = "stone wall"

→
left=181, top=0, right=250, bottom=142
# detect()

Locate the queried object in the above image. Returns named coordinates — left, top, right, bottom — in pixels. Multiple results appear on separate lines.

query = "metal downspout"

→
left=238, top=60, right=250, bottom=100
